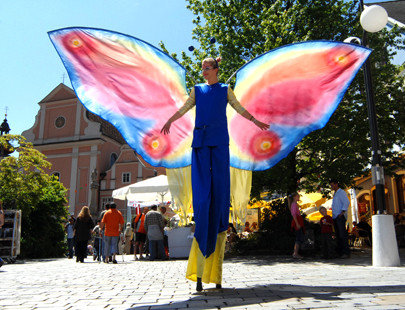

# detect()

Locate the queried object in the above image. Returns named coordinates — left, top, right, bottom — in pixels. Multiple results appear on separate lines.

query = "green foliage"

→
left=258, top=198, right=295, bottom=254
left=297, top=23, right=405, bottom=195
left=230, top=198, right=295, bottom=255
left=0, top=135, right=68, bottom=258
left=162, top=1, right=405, bottom=255
left=176, top=0, right=405, bottom=197
left=252, top=151, right=298, bottom=198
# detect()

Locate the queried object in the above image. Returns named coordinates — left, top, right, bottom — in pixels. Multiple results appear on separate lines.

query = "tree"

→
left=163, top=0, right=405, bottom=197
left=0, top=135, right=68, bottom=258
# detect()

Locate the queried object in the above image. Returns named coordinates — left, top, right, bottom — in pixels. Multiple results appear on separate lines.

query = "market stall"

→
left=112, top=175, right=193, bottom=258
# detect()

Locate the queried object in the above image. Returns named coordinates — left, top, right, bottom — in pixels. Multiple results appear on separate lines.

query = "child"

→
left=65, top=217, right=75, bottom=259
left=319, top=206, right=334, bottom=259
left=92, top=220, right=102, bottom=261
left=288, top=192, right=305, bottom=259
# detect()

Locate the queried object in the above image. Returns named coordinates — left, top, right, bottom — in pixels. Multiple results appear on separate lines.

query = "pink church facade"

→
left=22, top=84, right=165, bottom=220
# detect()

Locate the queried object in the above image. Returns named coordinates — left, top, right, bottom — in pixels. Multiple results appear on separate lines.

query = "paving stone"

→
left=1, top=250, right=405, bottom=309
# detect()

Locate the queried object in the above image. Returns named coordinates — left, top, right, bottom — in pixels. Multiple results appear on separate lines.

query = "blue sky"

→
left=0, top=0, right=195, bottom=136
left=0, top=0, right=397, bottom=136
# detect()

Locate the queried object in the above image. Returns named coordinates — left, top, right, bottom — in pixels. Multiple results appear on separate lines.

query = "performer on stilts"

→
left=161, top=57, right=269, bottom=291
left=49, top=27, right=371, bottom=292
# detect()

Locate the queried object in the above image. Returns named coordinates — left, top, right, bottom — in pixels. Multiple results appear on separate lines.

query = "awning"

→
left=112, top=175, right=170, bottom=201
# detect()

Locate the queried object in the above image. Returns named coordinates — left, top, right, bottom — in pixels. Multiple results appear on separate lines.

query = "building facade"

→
left=354, top=163, right=405, bottom=221
left=22, top=84, right=165, bottom=219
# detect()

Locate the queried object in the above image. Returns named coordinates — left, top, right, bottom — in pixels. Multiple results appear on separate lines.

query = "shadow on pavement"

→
left=129, top=283, right=405, bottom=310
left=226, top=247, right=405, bottom=267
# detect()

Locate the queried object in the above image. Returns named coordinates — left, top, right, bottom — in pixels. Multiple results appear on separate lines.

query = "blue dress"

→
left=191, top=83, right=230, bottom=258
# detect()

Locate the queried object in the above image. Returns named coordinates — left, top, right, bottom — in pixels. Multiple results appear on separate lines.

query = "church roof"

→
left=39, top=83, right=126, bottom=145
left=86, top=111, right=126, bottom=145
left=39, top=83, right=76, bottom=103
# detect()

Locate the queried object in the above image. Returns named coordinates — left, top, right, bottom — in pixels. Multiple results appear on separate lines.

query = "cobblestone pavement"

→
left=1, top=249, right=405, bottom=309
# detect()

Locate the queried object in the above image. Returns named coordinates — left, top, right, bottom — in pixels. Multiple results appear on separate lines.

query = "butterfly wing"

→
left=49, top=27, right=193, bottom=168
left=229, top=41, right=371, bottom=171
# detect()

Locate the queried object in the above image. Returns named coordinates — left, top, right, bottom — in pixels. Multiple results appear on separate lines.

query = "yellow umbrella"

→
left=298, top=191, right=326, bottom=208
left=306, top=210, right=333, bottom=222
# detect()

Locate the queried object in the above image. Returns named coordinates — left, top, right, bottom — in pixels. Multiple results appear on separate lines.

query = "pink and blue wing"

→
left=49, top=27, right=193, bottom=168
left=230, top=41, right=371, bottom=171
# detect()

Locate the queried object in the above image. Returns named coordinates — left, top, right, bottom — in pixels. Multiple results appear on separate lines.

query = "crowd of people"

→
left=65, top=200, right=262, bottom=264
left=64, top=179, right=381, bottom=265
left=287, top=180, right=353, bottom=260
left=64, top=178, right=400, bottom=268
left=65, top=202, right=169, bottom=263
left=288, top=179, right=379, bottom=260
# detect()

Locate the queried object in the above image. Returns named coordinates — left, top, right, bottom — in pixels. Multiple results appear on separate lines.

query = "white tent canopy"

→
left=112, top=175, right=171, bottom=202
left=127, top=200, right=162, bottom=208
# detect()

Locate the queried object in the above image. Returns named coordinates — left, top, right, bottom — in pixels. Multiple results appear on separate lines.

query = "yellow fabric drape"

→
left=167, top=166, right=252, bottom=226
left=166, top=166, right=193, bottom=226
left=167, top=167, right=251, bottom=284
left=186, top=231, right=227, bottom=284
left=230, top=167, right=252, bottom=225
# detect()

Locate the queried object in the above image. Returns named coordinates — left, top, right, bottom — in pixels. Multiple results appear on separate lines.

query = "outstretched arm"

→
left=161, top=88, right=196, bottom=135
left=161, top=111, right=183, bottom=134
left=228, top=88, right=269, bottom=131
left=240, top=110, right=269, bottom=130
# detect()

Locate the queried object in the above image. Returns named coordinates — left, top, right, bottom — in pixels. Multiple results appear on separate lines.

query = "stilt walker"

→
left=49, top=27, right=372, bottom=291
left=161, top=57, right=269, bottom=291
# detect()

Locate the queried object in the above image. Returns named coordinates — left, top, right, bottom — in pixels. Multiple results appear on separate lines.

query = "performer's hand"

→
left=161, top=111, right=182, bottom=134
left=253, top=119, right=270, bottom=130
left=161, top=121, right=172, bottom=135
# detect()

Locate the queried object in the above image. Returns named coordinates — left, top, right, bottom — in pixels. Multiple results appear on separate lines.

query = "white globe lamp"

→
left=360, top=5, right=388, bottom=33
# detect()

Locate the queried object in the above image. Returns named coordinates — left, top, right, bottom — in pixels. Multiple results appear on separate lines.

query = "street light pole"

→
left=354, top=1, right=400, bottom=267
left=359, top=0, right=386, bottom=214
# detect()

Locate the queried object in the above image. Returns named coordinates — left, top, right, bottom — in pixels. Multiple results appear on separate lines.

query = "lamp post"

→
left=358, top=1, right=388, bottom=214
left=349, top=1, right=400, bottom=267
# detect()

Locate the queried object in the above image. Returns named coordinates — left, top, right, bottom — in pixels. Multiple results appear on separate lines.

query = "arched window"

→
left=395, top=175, right=404, bottom=213
left=110, top=153, right=118, bottom=167
left=357, top=193, right=371, bottom=220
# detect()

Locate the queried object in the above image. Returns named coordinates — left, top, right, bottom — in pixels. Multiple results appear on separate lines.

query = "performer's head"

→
left=202, top=57, right=221, bottom=83
left=203, top=57, right=220, bottom=69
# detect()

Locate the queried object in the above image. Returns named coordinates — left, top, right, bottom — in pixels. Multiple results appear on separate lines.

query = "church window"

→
left=55, top=116, right=66, bottom=128
left=110, top=153, right=118, bottom=167
left=122, top=172, right=131, bottom=183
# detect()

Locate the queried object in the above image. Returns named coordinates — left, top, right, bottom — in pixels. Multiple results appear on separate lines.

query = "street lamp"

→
left=359, top=2, right=388, bottom=215
left=347, top=1, right=400, bottom=267
left=360, top=4, right=388, bottom=33
left=345, top=3, right=388, bottom=214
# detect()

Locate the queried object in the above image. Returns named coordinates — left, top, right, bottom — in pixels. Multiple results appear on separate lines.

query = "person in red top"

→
left=133, top=207, right=148, bottom=260
left=101, top=202, right=124, bottom=264
left=319, top=206, right=335, bottom=259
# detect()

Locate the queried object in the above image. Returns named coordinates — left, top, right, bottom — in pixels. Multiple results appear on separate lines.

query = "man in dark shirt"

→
left=144, top=205, right=167, bottom=261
